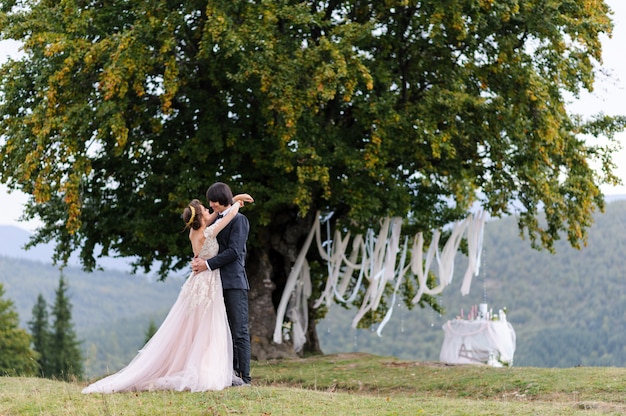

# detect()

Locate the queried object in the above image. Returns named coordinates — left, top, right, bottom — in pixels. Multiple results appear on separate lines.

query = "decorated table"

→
left=439, top=308, right=516, bottom=366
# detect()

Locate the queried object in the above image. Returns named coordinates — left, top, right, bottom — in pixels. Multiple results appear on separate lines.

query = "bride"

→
left=82, top=194, right=253, bottom=393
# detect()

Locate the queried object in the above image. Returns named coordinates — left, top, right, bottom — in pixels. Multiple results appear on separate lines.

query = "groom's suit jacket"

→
left=207, top=213, right=250, bottom=290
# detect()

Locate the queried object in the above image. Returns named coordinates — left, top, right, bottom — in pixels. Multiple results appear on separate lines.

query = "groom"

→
left=192, top=182, right=252, bottom=385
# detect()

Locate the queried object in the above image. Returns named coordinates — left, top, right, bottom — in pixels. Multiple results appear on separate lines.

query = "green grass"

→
left=2, top=353, right=626, bottom=415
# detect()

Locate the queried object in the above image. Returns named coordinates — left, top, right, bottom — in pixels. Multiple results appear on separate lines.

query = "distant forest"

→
left=0, top=256, right=182, bottom=378
left=2, top=200, right=626, bottom=377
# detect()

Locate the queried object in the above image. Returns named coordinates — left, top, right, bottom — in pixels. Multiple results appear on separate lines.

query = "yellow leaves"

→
left=21, top=137, right=44, bottom=179
left=113, top=120, right=129, bottom=151
left=259, top=73, right=272, bottom=94
left=430, top=11, right=445, bottom=27
left=100, top=67, right=126, bottom=101
left=100, top=32, right=142, bottom=101
left=281, top=132, right=294, bottom=146
left=364, top=133, right=382, bottom=170
left=479, top=0, right=495, bottom=10
left=61, top=170, right=82, bottom=234
left=31, top=154, right=52, bottom=204
left=262, top=8, right=278, bottom=25
left=294, top=164, right=331, bottom=214
left=203, top=4, right=231, bottom=45
left=297, top=165, right=330, bottom=187
left=430, top=131, right=453, bottom=160
left=44, top=40, right=65, bottom=57
left=161, top=56, right=179, bottom=114
left=33, top=177, right=51, bottom=204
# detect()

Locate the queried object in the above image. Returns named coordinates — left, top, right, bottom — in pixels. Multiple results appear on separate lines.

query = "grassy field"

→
left=2, top=353, right=626, bottom=415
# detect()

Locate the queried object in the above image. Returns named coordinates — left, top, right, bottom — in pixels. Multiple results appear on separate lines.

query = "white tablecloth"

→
left=439, top=319, right=516, bottom=366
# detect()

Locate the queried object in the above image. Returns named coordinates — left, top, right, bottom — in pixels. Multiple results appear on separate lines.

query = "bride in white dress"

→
left=82, top=195, right=252, bottom=393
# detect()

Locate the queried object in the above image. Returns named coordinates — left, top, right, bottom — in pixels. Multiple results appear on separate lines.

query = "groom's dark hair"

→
left=206, top=182, right=234, bottom=206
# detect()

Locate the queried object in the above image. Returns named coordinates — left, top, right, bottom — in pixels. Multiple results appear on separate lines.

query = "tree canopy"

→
left=1, top=0, right=625, bottom=356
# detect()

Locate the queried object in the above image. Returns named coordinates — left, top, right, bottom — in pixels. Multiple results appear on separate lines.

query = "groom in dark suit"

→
left=192, top=182, right=251, bottom=385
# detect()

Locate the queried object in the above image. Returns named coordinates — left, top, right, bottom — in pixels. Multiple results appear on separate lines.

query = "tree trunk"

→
left=246, top=209, right=321, bottom=360
left=247, top=244, right=296, bottom=360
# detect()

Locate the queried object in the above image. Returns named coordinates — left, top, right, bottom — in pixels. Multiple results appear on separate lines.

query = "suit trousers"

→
left=223, top=288, right=251, bottom=383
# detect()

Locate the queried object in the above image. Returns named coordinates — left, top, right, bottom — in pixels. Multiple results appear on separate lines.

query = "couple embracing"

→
left=83, top=182, right=252, bottom=393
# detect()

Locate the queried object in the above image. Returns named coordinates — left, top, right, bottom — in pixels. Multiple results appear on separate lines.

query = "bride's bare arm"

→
left=212, top=202, right=240, bottom=235
left=205, top=208, right=219, bottom=225
left=233, top=193, right=254, bottom=205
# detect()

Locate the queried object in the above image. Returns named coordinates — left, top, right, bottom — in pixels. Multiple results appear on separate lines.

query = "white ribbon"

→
left=272, top=210, right=486, bottom=349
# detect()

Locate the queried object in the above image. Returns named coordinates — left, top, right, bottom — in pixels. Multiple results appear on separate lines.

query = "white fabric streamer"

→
left=376, top=235, right=410, bottom=336
left=287, top=269, right=311, bottom=352
left=272, top=218, right=317, bottom=345
left=436, top=218, right=469, bottom=287
left=272, top=210, right=486, bottom=350
left=461, top=211, right=486, bottom=295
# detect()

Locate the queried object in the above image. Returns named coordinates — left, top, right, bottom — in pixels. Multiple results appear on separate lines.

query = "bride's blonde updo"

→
left=182, top=199, right=203, bottom=230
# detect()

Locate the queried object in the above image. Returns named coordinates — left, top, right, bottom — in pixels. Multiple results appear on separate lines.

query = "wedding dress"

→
left=82, top=224, right=241, bottom=393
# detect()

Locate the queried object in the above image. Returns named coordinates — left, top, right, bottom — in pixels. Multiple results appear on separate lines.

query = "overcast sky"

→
left=1, top=1, right=625, bottom=231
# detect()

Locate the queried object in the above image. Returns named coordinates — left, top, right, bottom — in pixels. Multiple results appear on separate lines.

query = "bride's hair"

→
left=182, top=199, right=204, bottom=230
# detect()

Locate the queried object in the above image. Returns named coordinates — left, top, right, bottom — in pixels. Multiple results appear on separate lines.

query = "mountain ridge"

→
left=0, top=225, right=139, bottom=273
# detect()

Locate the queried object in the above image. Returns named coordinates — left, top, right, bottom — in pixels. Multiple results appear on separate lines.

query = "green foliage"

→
left=0, top=0, right=623, bottom=272
left=20, top=276, right=84, bottom=380
left=48, top=275, right=83, bottom=381
left=28, top=294, right=51, bottom=377
left=0, top=283, right=38, bottom=376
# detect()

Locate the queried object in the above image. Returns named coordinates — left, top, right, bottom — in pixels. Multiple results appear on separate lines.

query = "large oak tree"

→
left=1, top=0, right=624, bottom=358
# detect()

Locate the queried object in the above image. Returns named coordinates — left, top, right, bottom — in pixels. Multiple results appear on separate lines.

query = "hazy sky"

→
left=1, top=1, right=625, bottom=230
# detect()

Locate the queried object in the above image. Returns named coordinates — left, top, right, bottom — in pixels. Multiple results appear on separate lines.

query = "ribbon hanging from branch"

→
left=272, top=211, right=486, bottom=350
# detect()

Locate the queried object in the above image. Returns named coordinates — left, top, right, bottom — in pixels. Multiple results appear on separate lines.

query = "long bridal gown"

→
left=82, top=224, right=241, bottom=393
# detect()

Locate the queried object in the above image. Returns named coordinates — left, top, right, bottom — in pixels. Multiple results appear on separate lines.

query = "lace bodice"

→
left=199, top=225, right=219, bottom=259
left=180, top=224, right=222, bottom=311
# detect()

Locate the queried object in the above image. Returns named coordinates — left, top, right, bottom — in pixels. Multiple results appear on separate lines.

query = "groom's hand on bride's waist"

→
left=191, top=257, right=208, bottom=273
